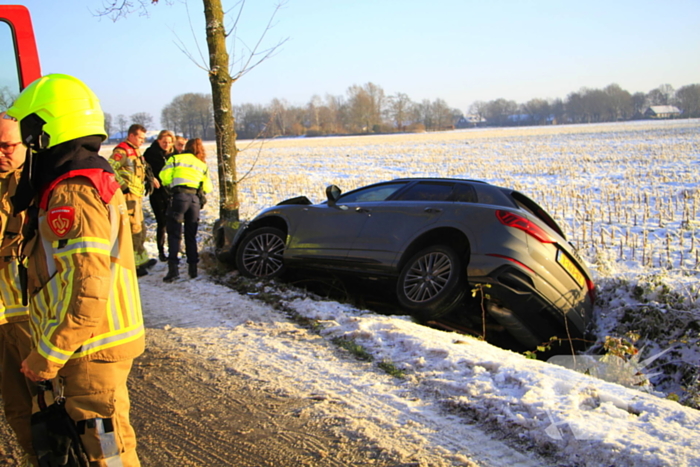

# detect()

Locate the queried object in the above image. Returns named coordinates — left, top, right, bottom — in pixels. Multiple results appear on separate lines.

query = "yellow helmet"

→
left=7, top=73, right=107, bottom=151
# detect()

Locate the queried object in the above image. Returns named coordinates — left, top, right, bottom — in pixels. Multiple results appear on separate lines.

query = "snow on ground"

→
left=138, top=260, right=700, bottom=467
left=126, top=120, right=700, bottom=466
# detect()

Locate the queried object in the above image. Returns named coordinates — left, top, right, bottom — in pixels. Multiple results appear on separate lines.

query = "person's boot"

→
left=158, top=250, right=167, bottom=262
left=136, top=264, right=148, bottom=277
left=188, top=263, right=198, bottom=279
left=163, top=262, right=180, bottom=283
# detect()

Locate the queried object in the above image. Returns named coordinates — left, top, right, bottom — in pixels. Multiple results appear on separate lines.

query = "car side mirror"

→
left=326, top=185, right=341, bottom=207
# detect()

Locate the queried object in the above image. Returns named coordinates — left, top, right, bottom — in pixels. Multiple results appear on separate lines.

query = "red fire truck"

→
left=1, top=4, right=41, bottom=100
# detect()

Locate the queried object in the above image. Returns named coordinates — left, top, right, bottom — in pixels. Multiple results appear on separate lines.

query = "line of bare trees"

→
left=103, top=81, right=700, bottom=140
left=235, top=83, right=463, bottom=139
left=471, top=83, right=700, bottom=127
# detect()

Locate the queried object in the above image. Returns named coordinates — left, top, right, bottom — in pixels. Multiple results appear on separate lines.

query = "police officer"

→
left=159, top=137, right=212, bottom=282
left=8, top=73, right=145, bottom=466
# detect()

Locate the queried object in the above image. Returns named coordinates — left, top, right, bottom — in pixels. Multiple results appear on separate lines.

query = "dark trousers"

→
left=166, top=192, right=201, bottom=265
left=149, top=188, right=170, bottom=256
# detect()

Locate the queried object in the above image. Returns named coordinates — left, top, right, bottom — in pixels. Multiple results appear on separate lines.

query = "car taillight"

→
left=496, top=210, right=555, bottom=244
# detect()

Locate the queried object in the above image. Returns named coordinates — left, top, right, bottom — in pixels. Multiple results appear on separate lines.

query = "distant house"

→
left=456, top=114, right=486, bottom=128
left=644, top=105, right=681, bottom=119
left=455, top=116, right=470, bottom=129
left=507, top=114, right=532, bottom=125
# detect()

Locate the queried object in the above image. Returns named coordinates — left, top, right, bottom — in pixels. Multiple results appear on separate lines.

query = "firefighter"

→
left=159, top=137, right=212, bottom=282
left=8, top=73, right=145, bottom=467
left=0, top=113, right=37, bottom=466
left=109, top=123, right=158, bottom=277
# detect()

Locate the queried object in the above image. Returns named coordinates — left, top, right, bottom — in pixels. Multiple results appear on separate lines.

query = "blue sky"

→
left=5, top=0, right=700, bottom=125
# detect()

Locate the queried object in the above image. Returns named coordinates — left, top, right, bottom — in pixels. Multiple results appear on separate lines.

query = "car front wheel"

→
left=396, top=245, right=466, bottom=320
left=235, top=227, right=286, bottom=278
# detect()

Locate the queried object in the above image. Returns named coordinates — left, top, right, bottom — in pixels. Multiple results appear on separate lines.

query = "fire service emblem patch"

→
left=48, top=206, right=75, bottom=237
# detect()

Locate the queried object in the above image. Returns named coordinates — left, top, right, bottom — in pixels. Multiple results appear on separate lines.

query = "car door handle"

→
left=424, top=207, right=442, bottom=214
left=355, top=207, right=371, bottom=213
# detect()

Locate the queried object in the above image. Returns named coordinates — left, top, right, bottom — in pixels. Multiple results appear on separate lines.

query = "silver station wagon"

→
left=219, top=178, right=595, bottom=349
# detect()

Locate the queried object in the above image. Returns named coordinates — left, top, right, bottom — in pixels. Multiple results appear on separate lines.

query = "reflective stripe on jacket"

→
left=109, top=141, right=146, bottom=196
left=0, top=169, right=28, bottom=325
left=24, top=174, right=145, bottom=379
left=159, top=152, right=213, bottom=194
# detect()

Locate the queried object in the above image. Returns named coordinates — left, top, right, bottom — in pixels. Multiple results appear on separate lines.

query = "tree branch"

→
left=93, top=0, right=164, bottom=21
left=229, top=1, right=289, bottom=80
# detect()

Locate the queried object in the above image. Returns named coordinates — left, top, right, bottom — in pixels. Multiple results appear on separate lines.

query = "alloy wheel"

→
left=401, top=251, right=453, bottom=303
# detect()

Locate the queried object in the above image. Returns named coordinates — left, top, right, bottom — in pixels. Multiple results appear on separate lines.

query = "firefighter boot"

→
left=188, top=263, right=198, bottom=279
left=163, top=262, right=179, bottom=283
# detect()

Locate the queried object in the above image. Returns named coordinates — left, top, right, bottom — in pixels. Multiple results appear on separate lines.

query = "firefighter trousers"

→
left=55, top=359, right=141, bottom=467
left=125, top=193, right=148, bottom=267
left=0, top=320, right=36, bottom=462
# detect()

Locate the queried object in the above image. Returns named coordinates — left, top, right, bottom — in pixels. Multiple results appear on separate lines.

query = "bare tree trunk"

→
left=203, top=0, right=239, bottom=222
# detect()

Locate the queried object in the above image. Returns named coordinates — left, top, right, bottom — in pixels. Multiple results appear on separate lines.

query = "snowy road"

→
left=138, top=261, right=700, bottom=467
left=139, top=265, right=549, bottom=466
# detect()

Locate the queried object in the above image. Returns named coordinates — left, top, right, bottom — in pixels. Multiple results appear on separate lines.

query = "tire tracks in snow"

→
left=139, top=275, right=554, bottom=466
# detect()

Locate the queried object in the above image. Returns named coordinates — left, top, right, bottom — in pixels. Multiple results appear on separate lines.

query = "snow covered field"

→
left=110, top=119, right=699, bottom=466
left=205, top=118, right=700, bottom=405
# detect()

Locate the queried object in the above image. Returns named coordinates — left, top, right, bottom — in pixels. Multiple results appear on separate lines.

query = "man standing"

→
left=0, top=113, right=36, bottom=465
left=174, top=135, right=187, bottom=154
left=109, top=123, right=157, bottom=276
left=9, top=73, right=145, bottom=466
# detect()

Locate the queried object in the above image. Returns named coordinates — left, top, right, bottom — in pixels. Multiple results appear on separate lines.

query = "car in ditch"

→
left=218, top=178, right=595, bottom=349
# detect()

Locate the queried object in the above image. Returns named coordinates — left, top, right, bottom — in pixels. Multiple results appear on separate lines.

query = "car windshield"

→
left=338, top=182, right=407, bottom=203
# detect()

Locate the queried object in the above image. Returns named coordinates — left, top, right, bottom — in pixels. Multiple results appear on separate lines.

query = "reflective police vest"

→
left=159, top=152, right=213, bottom=193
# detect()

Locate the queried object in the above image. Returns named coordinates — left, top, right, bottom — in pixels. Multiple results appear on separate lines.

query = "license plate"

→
left=557, top=249, right=586, bottom=289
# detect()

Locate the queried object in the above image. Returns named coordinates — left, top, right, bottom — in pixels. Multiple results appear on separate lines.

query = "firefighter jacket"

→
left=109, top=141, right=147, bottom=197
left=0, top=168, right=28, bottom=325
left=159, top=152, right=213, bottom=193
left=23, top=169, right=145, bottom=380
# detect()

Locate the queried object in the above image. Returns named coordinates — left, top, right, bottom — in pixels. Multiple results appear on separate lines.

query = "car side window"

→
left=473, top=184, right=517, bottom=207
left=338, top=182, right=407, bottom=203
left=450, top=183, right=478, bottom=203
left=394, top=182, right=454, bottom=201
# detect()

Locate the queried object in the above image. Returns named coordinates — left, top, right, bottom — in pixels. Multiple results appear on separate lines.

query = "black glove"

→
left=197, top=182, right=206, bottom=207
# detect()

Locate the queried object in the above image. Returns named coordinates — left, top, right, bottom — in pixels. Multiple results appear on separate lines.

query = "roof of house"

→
left=647, top=105, right=681, bottom=114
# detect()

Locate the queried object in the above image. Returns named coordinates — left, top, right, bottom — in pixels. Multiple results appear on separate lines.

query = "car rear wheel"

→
left=236, top=227, right=286, bottom=278
left=396, top=245, right=466, bottom=320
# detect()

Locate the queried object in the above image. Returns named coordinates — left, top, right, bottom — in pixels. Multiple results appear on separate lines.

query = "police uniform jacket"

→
left=23, top=169, right=145, bottom=380
left=159, top=152, right=213, bottom=193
